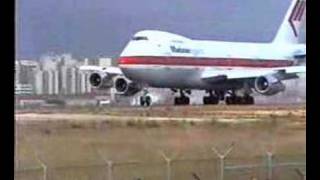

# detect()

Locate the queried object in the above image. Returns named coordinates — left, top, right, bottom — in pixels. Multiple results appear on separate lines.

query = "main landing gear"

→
left=174, top=89, right=190, bottom=105
left=202, top=90, right=255, bottom=105
left=225, top=91, right=254, bottom=105
left=203, top=90, right=219, bottom=105
left=138, top=88, right=255, bottom=107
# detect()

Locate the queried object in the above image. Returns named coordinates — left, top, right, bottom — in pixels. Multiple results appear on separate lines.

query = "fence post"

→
left=266, top=151, right=273, bottom=180
left=160, top=151, right=171, bottom=180
left=15, top=120, right=19, bottom=171
left=295, top=168, right=306, bottom=180
left=107, top=161, right=113, bottom=180
left=35, top=153, right=47, bottom=180
left=23, top=135, right=47, bottom=180
left=211, top=143, right=235, bottom=180
left=96, top=149, right=113, bottom=180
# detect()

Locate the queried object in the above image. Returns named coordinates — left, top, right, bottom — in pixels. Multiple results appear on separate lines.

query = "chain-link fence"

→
left=15, top=147, right=305, bottom=180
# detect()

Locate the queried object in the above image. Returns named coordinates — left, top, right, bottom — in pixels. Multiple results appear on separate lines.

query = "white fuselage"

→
left=118, top=30, right=305, bottom=90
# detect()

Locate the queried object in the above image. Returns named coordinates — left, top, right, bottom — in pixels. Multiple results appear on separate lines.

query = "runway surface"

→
left=15, top=104, right=305, bottom=124
left=15, top=104, right=305, bottom=180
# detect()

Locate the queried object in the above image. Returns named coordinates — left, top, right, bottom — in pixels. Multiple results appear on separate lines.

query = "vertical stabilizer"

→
left=272, top=0, right=306, bottom=44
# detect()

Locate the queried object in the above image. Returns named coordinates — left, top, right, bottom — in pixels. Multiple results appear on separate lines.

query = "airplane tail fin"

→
left=272, top=0, right=306, bottom=44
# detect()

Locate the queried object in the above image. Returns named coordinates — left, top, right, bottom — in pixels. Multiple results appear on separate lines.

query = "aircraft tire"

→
left=140, top=96, right=151, bottom=107
left=225, top=96, right=254, bottom=105
left=145, top=96, right=151, bottom=106
left=140, top=96, right=145, bottom=106
left=244, top=96, right=254, bottom=105
left=225, top=96, right=234, bottom=105
left=174, top=97, right=179, bottom=105
left=203, top=96, right=219, bottom=105
left=186, top=97, right=190, bottom=105
left=174, top=96, right=190, bottom=105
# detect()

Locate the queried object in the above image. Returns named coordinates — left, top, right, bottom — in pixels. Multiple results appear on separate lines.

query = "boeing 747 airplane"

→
left=81, top=0, right=306, bottom=106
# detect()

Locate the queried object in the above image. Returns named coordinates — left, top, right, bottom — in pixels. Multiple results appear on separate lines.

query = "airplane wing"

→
left=201, top=66, right=306, bottom=83
left=79, top=65, right=123, bottom=75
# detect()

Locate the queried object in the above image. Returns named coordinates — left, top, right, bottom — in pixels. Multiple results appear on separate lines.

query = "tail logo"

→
left=289, top=0, right=306, bottom=37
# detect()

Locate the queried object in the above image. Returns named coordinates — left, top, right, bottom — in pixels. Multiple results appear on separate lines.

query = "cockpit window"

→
left=132, top=36, right=148, bottom=41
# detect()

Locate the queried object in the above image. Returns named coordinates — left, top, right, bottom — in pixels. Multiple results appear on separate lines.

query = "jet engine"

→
left=254, top=75, right=285, bottom=96
left=89, top=73, right=113, bottom=89
left=114, top=77, right=142, bottom=96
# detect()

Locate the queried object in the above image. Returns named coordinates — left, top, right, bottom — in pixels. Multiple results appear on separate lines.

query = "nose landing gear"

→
left=140, top=96, right=151, bottom=106
left=139, top=89, right=152, bottom=106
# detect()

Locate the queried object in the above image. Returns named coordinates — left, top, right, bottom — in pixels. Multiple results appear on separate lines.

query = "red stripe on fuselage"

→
left=118, top=56, right=294, bottom=68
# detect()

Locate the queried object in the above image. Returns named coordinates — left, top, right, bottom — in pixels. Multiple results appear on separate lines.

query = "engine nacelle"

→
left=89, top=73, right=113, bottom=89
left=114, top=77, right=142, bottom=96
left=254, top=75, right=285, bottom=96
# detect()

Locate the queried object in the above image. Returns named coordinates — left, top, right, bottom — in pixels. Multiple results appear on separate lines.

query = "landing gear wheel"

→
left=140, top=96, right=145, bottom=106
left=225, top=95, right=254, bottom=105
left=244, top=95, right=254, bottom=105
left=140, top=95, right=152, bottom=107
left=225, top=96, right=234, bottom=105
left=174, top=96, right=190, bottom=105
left=145, top=96, right=151, bottom=106
left=174, top=89, right=190, bottom=106
left=203, top=96, right=219, bottom=105
left=225, top=96, right=241, bottom=105
left=249, top=97, right=254, bottom=104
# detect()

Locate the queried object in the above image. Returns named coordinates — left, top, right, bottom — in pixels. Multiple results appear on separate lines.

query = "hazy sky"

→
left=16, top=0, right=293, bottom=59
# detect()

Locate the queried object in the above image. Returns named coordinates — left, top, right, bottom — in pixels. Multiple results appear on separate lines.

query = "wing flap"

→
left=273, top=66, right=306, bottom=74
left=202, top=69, right=275, bottom=81
left=201, top=66, right=305, bottom=82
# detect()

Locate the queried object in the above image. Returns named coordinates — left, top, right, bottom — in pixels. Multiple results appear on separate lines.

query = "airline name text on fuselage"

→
left=170, top=45, right=204, bottom=56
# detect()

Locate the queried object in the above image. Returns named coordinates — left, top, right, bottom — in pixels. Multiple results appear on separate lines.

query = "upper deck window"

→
left=132, top=36, right=148, bottom=41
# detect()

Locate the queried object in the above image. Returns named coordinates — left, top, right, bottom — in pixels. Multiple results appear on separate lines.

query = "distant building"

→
left=15, top=84, right=34, bottom=95
left=42, top=70, right=50, bottom=95
left=17, top=60, right=39, bottom=84
left=98, top=57, right=112, bottom=67
left=85, top=58, right=99, bottom=66
left=34, top=70, right=43, bottom=95
left=60, top=65, right=68, bottom=95
left=65, top=67, right=77, bottom=95
left=71, top=67, right=77, bottom=94
left=45, top=70, right=59, bottom=95
left=15, top=60, right=39, bottom=95
left=15, top=54, right=100, bottom=96
left=41, top=57, right=57, bottom=71
left=80, top=73, right=87, bottom=94
left=53, top=70, right=59, bottom=94
left=15, top=61, right=20, bottom=84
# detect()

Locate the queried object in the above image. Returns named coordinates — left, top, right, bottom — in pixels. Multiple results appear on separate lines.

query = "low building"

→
left=98, top=57, right=112, bottom=67
left=34, top=70, right=43, bottom=95
left=15, top=84, right=34, bottom=95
